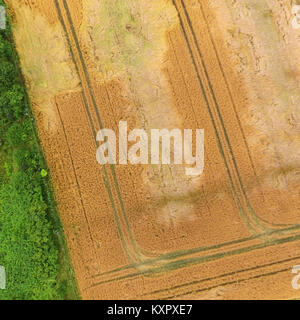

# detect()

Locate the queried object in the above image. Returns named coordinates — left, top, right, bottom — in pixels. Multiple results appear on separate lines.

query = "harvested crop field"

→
left=6, top=0, right=300, bottom=299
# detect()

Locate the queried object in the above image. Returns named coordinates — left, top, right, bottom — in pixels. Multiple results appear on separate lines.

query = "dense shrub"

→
left=0, top=0, right=78, bottom=300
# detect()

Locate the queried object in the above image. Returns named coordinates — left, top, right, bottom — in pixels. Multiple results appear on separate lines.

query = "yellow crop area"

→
left=3, top=0, right=300, bottom=300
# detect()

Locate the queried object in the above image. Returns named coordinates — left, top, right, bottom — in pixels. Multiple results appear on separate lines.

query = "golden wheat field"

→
left=6, top=0, right=300, bottom=299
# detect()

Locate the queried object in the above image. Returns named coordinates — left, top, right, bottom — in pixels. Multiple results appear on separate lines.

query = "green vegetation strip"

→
left=0, top=1, right=79, bottom=300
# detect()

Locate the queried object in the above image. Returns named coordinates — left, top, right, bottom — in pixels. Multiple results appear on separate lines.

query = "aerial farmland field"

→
left=0, top=0, right=300, bottom=300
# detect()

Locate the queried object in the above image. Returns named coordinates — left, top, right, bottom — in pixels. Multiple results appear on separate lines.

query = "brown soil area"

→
left=6, top=0, right=300, bottom=299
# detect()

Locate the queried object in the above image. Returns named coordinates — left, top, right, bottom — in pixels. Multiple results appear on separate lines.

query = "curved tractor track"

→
left=6, top=0, right=300, bottom=299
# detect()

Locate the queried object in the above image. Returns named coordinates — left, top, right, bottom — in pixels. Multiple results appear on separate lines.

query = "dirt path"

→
left=6, top=0, right=300, bottom=299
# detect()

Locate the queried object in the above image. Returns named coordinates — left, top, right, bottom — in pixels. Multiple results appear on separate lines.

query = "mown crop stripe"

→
left=60, top=0, right=144, bottom=261
left=191, top=1, right=292, bottom=229
left=171, top=0, right=259, bottom=233
left=180, top=0, right=268, bottom=231
left=54, top=0, right=137, bottom=263
left=178, top=0, right=293, bottom=231
left=143, top=254, right=300, bottom=297
left=163, top=266, right=292, bottom=300
left=85, top=233, right=300, bottom=292
left=197, top=0, right=259, bottom=180
left=55, top=100, right=101, bottom=268
left=90, top=223, right=300, bottom=282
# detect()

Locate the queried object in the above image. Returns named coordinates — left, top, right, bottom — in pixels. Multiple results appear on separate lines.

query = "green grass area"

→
left=0, top=0, right=80, bottom=300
